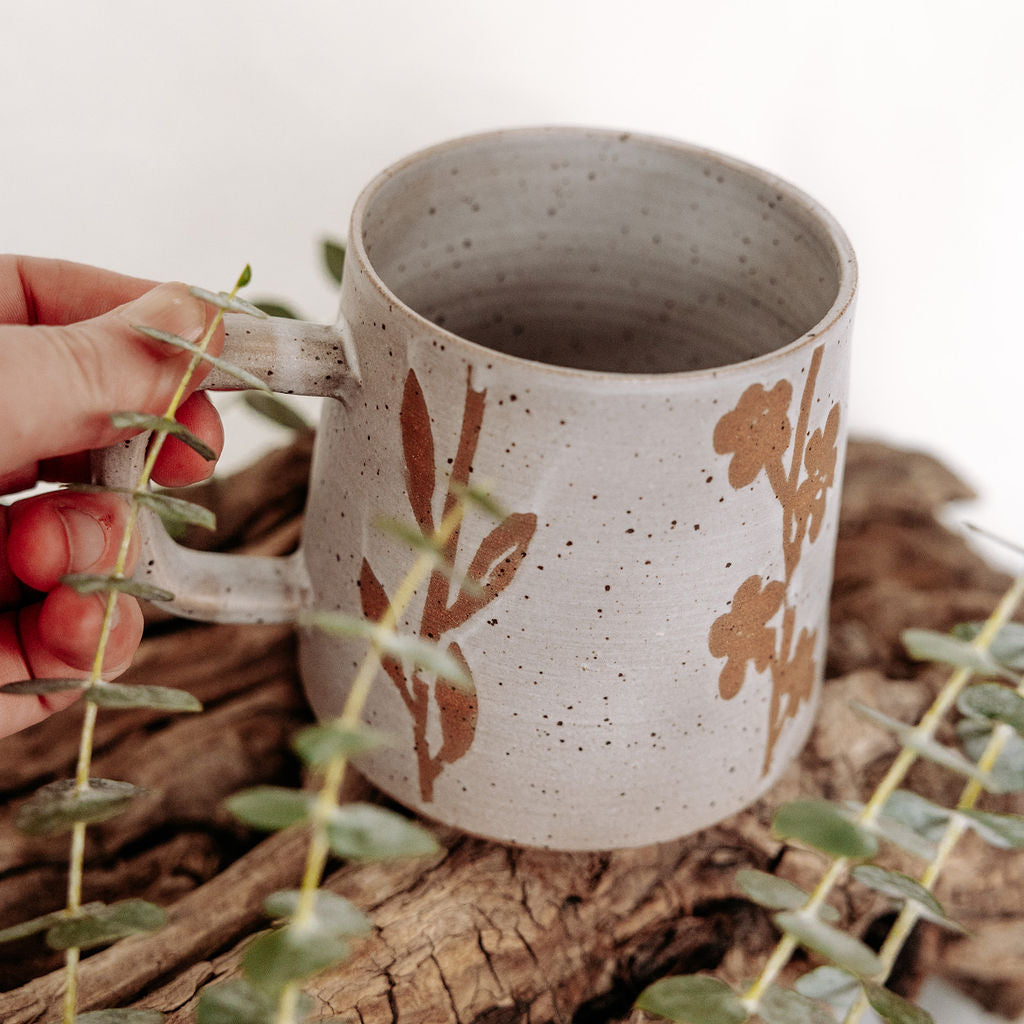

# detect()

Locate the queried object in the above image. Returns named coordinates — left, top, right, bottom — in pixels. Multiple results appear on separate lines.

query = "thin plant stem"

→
left=274, top=503, right=466, bottom=1024
left=60, top=282, right=238, bottom=1024
left=741, top=573, right=1024, bottom=1016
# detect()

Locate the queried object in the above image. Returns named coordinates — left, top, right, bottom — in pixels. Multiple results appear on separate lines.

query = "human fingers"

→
left=151, top=391, right=225, bottom=487
left=0, top=281, right=225, bottom=479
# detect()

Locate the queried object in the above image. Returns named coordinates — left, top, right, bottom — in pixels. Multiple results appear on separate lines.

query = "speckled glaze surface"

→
left=115, top=128, right=856, bottom=850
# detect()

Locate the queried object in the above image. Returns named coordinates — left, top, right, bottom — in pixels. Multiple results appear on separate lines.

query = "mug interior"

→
left=357, top=129, right=847, bottom=374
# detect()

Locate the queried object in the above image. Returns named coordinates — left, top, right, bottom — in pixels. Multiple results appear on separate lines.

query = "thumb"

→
left=1, top=282, right=222, bottom=475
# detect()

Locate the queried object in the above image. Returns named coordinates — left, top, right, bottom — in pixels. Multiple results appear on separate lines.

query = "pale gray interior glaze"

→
left=360, top=130, right=843, bottom=373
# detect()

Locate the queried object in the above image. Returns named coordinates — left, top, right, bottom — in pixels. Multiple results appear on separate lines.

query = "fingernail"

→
left=59, top=507, right=108, bottom=569
left=119, top=282, right=207, bottom=354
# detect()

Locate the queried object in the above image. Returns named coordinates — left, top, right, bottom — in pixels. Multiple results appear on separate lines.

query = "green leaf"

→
left=901, top=628, right=1015, bottom=681
left=291, top=721, right=388, bottom=767
left=0, top=677, right=86, bottom=697
left=60, top=572, right=175, bottom=603
left=734, top=869, right=839, bottom=922
left=852, top=703, right=999, bottom=788
left=849, top=794, right=942, bottom=861
left=958, top=808, right=1024, bottom=849
left=70, top=1012, right=166, bottom=1024
left=197, top=978, right=279, bottom=1024
left=634, top=975, right=748, bottom=1023
left=322, top=239, right=346, bottom=285
left=325, top=803, right=439, bottom=861
left=225, top=787, right=314, bottom=832
left=242, top=392, right=311, bottom=431
left=264, top=889, right=372, bottom=937
left=242, top=923, right=349, bottom=996
left=878, top=790, right=951, bottom=844
left=130, top=326, right=272, bottom=392
left=16, top=778, right=145, bottom=835
left=373, top=517, right=484, bottom=597
left=758, top=984, right=835, bottom=1024
left=958, top=718, right=1024, bottom=792
left=136, top=491, right=217, bottom=532
left=774, top=911, right=884, bottom=978
left=236, top=264, right=252, bottom=289
left=87, top=681, right=202, bottom=713
left=953, top=622, right=1024, bottom=671
left=252, top=300, right=301, bottom=320
left=850, top=865, right=959, bottom=930
left=958, top=683, right=1024, bottom=734
left=189, top=285, right=268, bottom=319
left=451, top=481, right=507, bottom=521
left=45, top=898, right=167, bottom=950
left=0, top=903, right=99, bottom=944
left=298, top=612, right=471, bottom=689
left=772, top=800, right=878, bottom=860
left=863, top=981, right=934, bottom=1023
left=109, top=412, right=216, bottom=461
left=794, top=966, right=861, bottom=1017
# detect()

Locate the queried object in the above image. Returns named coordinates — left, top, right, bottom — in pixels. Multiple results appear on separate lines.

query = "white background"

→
left=2, top=2, right=1022, bottom=1019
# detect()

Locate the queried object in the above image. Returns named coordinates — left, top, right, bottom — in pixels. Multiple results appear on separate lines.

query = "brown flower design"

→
left=712, top=380, right=793, bottom=488
left=797, top=403, right=841, bottom=543
left=708, top=575, right=786, bottom=699
left=774, top=625, right=817, bottom=713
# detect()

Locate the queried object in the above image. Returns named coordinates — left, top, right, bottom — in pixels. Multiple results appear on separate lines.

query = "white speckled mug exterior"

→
left=298, top=128, right=857, bottom=849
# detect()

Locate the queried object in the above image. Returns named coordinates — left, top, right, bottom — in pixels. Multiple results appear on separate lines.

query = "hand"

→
left=0, top=256, right=226, bottom=737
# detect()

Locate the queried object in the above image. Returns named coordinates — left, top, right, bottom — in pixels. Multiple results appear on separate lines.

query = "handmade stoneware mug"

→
left=102, top=127, right=857, bottom=850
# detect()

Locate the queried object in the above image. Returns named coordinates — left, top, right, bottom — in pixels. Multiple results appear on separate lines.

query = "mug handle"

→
left=90, top=312, right=359, bottom=624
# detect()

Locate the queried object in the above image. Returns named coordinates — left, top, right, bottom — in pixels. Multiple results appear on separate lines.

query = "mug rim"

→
left=348, top=125, right=858, bottom=381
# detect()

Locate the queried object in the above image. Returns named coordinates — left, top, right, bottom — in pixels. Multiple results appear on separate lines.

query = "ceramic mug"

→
left=102, top=127, right=857, bottom=850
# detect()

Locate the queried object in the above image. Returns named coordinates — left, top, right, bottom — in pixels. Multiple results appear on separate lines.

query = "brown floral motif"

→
left=361, top=367, right=537, bottom=802
left=709, top=345, right=840, bottom=773
left=708, top=576, right=786, bottom=700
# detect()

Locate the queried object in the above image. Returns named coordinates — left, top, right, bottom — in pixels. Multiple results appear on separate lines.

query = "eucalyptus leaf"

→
left=373, top=517, right=484, bottom=597
left=633, top=975, right=748, bottom=1023
left=901, top=628, right=1014, bottom=681
left=242, top=924, right=349, bottom=996
left=957, top=683, right=1024, bottom=734
left=878, top=790, right=952, bottom=843
left=135, top=491, right=217, bottom=532
left=298, top=612, right=470, bottom=689
left=189, top=285, right=268, bottom=319
left=109, top=412, right=216, bottom=461
left=225, top=787, right=314, bottom=832
left=452, top=481, right=507, bottom=521
left=772, top=800, right=878, bottom=860
left=850, top=866, right=958, bottom=930
left=863, top=981, right=934, bottom=1024
left=252, top=300, right=301, bottom=320
left=0, top=678, right=86, bottom=697
left=69, top=1012, right=166, bottom=1024
left=853, top=799, right=939, bottom=861
left=794, top=966, right=861, bottom=1017
left=60, top=572, right=175, bottom=603
left=264, top=889, right=372, bottom=937
left=958, top=808, right=1024, bottom=849
left=87, top=681, right=202, bottom=713
left=0, top=903, right=101, bottom=944
left=322, top=239, right=346, bottom=285
left=757, top=984, right=835, bottom=1024
left=45, top=898, right=167, bottom=950
left=292, top=721, right=388, bottom=767
left=236, top=264, right=252, bottom=289
left=958, top=718, right=1024, bottom=792
left=242, top=392, right=311, bottom=431
left=734, top=869, right=839, bottom=922
left=16, top=778, right=145, bottom=835
left=196, top=978, right=278, bottom=1024
left=325, top=803, right=439, bottom=861
left=130, top=326, right=271, bottom=392
left=773, top=911, right=884, bottom=978
left=953, top=621, right=1024, bottom=671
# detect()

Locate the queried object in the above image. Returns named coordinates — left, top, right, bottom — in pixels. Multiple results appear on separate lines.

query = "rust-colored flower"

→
left=713, top=380, right=793, bottom=489
left=709, top=575, right=786, bottom=700
left=775, top=626, right=818, bottom=714
left=795, top=403, right=841, bottom=543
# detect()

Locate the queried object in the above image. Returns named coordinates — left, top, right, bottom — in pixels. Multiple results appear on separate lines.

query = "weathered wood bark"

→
left=1, top=434, right=1022, bottom=1022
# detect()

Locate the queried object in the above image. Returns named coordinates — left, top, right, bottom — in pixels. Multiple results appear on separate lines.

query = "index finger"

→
left=0, top=255, right=156, bottom=326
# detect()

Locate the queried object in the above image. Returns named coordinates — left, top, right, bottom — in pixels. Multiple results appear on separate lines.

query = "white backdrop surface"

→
left=3, top=2, right=1023, bottom=1019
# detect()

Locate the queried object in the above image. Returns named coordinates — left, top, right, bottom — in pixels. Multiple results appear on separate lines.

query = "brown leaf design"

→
left=359, top=557, right=412, bottom=707
left=435, top=642, right=477, bottom=765
left=441, top=512, right=538, bottom=632
left=400, top=369, right=436, bottom=534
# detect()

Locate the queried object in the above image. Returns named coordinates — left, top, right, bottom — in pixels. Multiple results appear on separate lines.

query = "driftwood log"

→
left=0, top=434, right=1022, bottom=1022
